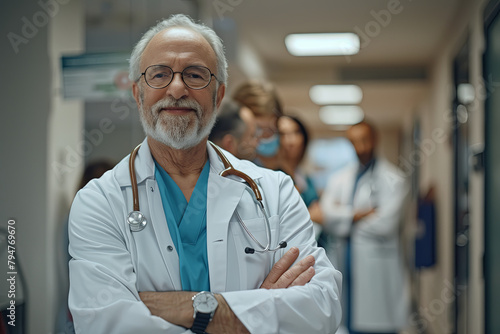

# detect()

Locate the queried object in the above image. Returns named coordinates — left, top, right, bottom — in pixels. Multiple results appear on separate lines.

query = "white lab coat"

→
left=320, top=159, right=409, bottom=332
left=68, top=138, right=342, bottom=334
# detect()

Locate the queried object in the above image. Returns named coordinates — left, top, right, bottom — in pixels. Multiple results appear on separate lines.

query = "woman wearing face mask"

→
left=277, top=115, right=323, bottom=225
left=232, top=80, right=284, bottom=169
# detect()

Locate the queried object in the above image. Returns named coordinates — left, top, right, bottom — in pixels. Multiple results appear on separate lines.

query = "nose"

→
left=166, top=72, right=188, bottom=100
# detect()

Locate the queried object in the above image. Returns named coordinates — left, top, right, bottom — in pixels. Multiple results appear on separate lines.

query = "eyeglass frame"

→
left=137, top=64, right=221, bottom=90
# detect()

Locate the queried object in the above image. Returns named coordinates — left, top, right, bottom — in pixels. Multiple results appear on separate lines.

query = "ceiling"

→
left=222, top=0, right=463, bottom=135
left=228, top=0, right=459, bottom=67
left=85, top=0, right=465, bottom=136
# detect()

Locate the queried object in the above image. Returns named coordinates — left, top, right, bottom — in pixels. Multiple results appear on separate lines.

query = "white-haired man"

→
left=68, top=14, right=342, bottom=334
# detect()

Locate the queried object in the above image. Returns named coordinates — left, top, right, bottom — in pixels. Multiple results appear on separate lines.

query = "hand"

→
left=260, top=247, right=315, bottom=289
left=308, top=201, right=323, bottom=224
left=353, top=208, right=376, bottom=223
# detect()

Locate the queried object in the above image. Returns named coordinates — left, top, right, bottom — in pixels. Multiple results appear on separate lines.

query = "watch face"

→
left=194, top=293, right=218, bottom=313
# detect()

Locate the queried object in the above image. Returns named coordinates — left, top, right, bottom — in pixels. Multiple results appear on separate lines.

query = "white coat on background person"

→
left=319, top=121, right=409, bottom=333
left=68, top=140, right=342, bottom=334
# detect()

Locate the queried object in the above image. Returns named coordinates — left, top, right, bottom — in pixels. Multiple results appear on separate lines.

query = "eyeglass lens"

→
left=144, top=65, right=212, bottom=89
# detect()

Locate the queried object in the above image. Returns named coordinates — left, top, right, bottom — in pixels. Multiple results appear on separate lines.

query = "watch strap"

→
left=191, top=312, right=211, bottom=334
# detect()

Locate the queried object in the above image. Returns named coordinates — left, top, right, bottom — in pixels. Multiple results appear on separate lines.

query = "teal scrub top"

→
left=300, top=175, right=319, bottom=207
left=154, top=160, right=211, bottom=291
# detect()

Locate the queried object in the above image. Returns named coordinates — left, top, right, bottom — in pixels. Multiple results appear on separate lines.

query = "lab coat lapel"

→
left=122, top=139, right=182, bottom=289
left=145, top=178, right=182, bottom=290
left=206, top=173, right=246, bottom=292
left=205, top=143, right=249, bottom=292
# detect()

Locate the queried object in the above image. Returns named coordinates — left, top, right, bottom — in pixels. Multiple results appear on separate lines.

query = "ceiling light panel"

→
left=310, top=85, right=363, bottom=105
left=285, top=33, right=360, bottom=56
left=319, top=106, right=364, bottom=125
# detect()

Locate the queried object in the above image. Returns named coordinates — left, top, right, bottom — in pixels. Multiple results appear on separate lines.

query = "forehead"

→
left=140, top=27, right=217, bottom=70
left=278, top=117, right=299, bottom=132
left=347, top=124, right=374, bottom=140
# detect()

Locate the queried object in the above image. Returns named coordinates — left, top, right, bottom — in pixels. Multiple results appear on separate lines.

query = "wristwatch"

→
left=191, top=291, right=218, bottom=334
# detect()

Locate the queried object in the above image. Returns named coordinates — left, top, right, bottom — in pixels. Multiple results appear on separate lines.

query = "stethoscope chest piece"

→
left=127, top=211, right=147, bottom=232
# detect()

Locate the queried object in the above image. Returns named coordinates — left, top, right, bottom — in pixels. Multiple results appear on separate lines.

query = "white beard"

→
left=139, top=95, right=217, bottom=150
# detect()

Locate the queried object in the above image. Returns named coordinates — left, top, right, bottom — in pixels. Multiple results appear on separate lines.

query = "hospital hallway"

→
left=1, top=0, right=500, bottom=333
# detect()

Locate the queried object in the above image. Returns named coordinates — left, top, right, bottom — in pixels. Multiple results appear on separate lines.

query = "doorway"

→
left=452, top=39, right=470, bottom=334
left=483, top=1, right=500, bottom=333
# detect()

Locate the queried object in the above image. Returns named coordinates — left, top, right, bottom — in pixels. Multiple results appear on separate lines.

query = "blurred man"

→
left=320, top=121, right=409, bottom=334
left=209, top=99, right=258, bottom=161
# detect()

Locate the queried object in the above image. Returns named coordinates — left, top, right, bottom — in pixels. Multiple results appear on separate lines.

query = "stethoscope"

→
left=127, top=142, right=287, bottom=254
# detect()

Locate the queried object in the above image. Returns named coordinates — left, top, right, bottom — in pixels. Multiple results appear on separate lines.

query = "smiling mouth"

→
left=161, top=107, right=195, bottom=114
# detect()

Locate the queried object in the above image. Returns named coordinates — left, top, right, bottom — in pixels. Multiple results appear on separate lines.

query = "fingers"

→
left=260, top=247, right=316, bottom=289
left=261, top=247, right=300, bottom=287
left=274, top=255, right=315, bottom=288
left=289, top=265, right=315, bottom=287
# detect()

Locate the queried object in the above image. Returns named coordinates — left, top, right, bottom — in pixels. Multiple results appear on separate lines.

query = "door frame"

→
left=483, top=1, right=500, bottom=333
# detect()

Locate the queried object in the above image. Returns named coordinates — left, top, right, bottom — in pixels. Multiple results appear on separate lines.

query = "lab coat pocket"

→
left=227, top=214, right=279, bottom=289
left=229, top=214, right=280, bottom=247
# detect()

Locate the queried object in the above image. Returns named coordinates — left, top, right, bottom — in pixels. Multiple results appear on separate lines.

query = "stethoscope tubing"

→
left=234, top=204, right=270, bottom=252
left=127, top=142, right=286, bottom=254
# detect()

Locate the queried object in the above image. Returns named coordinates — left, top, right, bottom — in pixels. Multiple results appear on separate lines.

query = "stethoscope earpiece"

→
left=244, top=241, right=287, bottom=255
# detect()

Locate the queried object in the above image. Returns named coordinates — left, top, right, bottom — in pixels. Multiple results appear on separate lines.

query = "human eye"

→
left=147, top=66, right=171, bottom=81
left=183, top=67, right=209, bottom=81
left=153, top=72, right=168, bottom=79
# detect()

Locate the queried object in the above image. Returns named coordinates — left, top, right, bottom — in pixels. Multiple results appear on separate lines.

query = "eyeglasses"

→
left=138, top=65, right=220, bottom=90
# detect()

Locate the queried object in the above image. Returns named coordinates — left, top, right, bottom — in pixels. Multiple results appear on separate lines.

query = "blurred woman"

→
left=232, top=80, right=284, bottom=169
left=278, top=115, right=323, bottom=224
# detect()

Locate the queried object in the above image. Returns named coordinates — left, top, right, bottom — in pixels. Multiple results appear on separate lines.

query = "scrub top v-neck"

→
left=154, top=160, right=211, bottom=291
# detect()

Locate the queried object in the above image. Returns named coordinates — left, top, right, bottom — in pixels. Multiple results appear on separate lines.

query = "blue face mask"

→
left=257, top=134, right=280, bottom=157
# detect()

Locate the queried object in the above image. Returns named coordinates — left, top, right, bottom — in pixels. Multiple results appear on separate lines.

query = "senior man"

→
left=68, top=14, right=342, bottom=334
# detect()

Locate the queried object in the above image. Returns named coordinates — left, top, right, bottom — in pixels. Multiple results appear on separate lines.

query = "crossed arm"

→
left=139, top=247, right=315, bottom=334
left=69, top=172, right=341, bottom=333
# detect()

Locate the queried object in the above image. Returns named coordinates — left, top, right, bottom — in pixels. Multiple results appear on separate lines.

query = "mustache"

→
left=151, top=97, right=203, bottom=119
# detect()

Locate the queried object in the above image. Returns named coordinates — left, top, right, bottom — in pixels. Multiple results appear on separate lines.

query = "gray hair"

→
left=129, top=14, right=228, bottom=85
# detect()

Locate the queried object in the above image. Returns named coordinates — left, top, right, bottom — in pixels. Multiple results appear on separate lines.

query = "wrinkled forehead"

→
left=140, top=26, right=217, bottom=70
